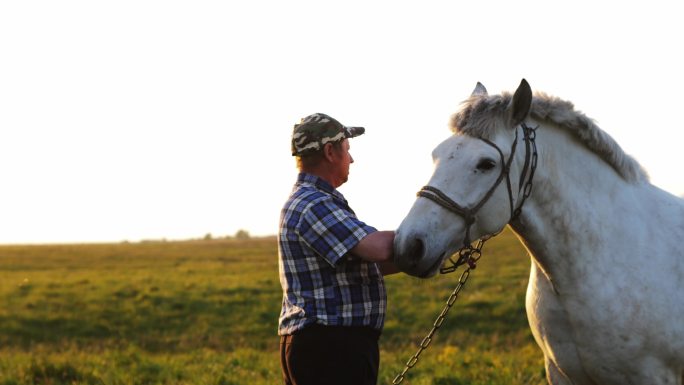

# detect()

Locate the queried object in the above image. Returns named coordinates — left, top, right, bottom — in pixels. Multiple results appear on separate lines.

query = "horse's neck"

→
left=510, top=123, right=636, bottom=280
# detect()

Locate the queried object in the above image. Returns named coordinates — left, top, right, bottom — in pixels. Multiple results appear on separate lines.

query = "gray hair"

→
left=450, top=91, right=648, bottom=183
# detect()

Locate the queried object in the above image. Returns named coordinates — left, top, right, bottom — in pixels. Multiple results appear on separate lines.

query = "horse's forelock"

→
left=449, top=91, right=648, bottom=183
left=450, top=93, right=513, bottom=139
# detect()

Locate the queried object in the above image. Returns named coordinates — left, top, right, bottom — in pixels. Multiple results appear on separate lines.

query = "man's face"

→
left=332, top=139, right=354, bottom=187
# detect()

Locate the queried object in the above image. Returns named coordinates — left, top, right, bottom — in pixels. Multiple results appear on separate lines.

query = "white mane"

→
left=449, top=92, right=649, bottom=183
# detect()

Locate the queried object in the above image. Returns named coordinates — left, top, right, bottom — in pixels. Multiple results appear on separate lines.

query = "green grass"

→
left=0, top=230, right=546, bottom=385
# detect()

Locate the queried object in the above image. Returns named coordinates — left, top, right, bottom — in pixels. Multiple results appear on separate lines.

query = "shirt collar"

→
left=297, top=172, right=344, bottom=199
left=297, top=172, right=355, bottom=214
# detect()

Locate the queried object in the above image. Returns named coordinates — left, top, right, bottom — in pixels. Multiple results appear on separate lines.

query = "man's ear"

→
left=322, top=142, right=335, bottom=162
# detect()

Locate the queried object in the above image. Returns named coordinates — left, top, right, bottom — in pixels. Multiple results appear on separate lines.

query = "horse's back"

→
left=637, top=184, right=684, bottom=265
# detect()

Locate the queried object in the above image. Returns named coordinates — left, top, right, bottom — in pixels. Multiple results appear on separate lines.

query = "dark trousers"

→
left=280, top=324, right=381, bottom=385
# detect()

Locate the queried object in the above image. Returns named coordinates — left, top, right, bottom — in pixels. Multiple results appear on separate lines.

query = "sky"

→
left=1, top=1, right=683, bottom=244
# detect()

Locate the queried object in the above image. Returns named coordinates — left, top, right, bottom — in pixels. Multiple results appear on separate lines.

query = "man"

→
left=278, top=113, right=398, bottom=385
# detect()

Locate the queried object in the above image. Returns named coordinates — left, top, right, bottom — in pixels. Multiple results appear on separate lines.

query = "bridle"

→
left=416, top=122, right=538, bottom=273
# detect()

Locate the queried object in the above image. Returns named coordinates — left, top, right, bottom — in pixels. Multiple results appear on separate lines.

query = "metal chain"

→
left=392, top=243, right=484, bottom=385
left=440, top=238, right=485, bottom=274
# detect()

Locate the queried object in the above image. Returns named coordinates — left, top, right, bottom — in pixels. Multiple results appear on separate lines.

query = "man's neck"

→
left=301, top=167, right=339, bottom=188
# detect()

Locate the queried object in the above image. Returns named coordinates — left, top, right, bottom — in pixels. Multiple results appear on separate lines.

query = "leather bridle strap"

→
left=417, top=123, right=536, bottom=250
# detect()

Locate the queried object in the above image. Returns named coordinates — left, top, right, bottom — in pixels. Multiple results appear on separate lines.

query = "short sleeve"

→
left=297, top=197, right=377, bottom=266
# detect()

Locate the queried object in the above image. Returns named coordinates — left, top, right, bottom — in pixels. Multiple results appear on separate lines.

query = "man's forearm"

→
left=377, top=261, right=400, bottom=276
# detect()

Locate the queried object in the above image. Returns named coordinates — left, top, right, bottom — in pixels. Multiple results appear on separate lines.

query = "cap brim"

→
left=345, top=126, right=365, bottom=138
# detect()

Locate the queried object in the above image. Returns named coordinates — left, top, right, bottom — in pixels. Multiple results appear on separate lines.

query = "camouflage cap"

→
left=291, top=113, right=365, bottom=156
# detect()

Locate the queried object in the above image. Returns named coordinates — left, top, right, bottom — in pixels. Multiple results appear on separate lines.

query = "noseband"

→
left=417, top=122, right=538, bottom=273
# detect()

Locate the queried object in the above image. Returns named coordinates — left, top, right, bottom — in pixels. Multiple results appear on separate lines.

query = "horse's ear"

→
left=471, top=82, right=488, bottom=96
left=509, top=79, right=532, bottom=127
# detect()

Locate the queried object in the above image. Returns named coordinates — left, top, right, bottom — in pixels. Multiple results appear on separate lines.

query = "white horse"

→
left=394, top=79, right=684, bottom=385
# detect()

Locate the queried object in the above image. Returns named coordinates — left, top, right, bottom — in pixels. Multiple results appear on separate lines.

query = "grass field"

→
left=0, top=229, right=546, bottom=385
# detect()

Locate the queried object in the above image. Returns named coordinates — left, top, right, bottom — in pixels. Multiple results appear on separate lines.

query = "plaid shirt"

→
left=278, top=173, right=387, bottom=335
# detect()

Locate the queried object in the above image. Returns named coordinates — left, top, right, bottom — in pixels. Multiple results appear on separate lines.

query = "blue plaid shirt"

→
left=278, top=173, right=387, bottom=335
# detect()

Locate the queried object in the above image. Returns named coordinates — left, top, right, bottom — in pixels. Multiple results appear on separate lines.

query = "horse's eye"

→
left=476, top=158, right=497, bottom=171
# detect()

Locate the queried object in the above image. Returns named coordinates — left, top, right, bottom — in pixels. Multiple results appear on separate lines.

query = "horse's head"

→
left=394, top=79, right=534, bottom=277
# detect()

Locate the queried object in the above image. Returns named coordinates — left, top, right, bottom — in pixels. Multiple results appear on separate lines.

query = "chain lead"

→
left=391, top=244, right=483, bottom=385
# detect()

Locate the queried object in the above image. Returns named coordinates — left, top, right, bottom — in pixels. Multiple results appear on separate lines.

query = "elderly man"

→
left=278, top=113, right=398, bottom=385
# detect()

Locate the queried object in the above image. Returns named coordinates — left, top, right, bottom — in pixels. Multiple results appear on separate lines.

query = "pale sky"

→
left=1, top=1, right=683, bottom=244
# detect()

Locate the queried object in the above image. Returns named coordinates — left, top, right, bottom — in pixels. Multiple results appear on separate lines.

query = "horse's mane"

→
left=450, top=91, right=649, bottom=183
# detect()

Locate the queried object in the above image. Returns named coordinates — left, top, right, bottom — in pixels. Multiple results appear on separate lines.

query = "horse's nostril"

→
left=407, top=238, right=425, bottom=264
